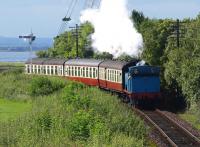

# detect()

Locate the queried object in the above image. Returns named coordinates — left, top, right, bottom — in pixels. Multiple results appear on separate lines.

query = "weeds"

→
left=0, top=69, right=147, bottom=146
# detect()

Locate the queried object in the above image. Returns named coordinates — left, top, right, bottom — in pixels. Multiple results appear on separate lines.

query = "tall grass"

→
left=0, top=70, right=148, bottom=146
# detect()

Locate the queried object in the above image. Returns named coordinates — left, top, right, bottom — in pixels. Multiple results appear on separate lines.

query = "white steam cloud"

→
left=80, top=0, right=143, bottom=58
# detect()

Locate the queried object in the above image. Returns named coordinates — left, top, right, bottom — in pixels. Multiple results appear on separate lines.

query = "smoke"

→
left=80, top=0, right=143, bottom=58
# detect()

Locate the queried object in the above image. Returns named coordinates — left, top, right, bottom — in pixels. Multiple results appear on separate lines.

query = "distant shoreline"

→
left=0, top=51, right=37, bottom=62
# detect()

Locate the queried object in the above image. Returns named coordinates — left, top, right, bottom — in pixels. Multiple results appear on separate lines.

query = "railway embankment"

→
left=0, top=67, right=148, bottom=146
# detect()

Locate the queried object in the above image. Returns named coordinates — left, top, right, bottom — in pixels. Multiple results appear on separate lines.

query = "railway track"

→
left=133, top=108, right=200, bottom=147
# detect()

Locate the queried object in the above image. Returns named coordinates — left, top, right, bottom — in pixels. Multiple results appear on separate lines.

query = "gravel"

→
left=161, top=110, right=200, bottom=139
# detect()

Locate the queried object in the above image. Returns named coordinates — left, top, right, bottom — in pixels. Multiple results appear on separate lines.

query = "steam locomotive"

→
left=25, top=58, right=160, bottom=107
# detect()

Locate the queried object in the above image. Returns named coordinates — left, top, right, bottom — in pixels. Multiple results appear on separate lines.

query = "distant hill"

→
left=0, top=36, right=53, bottom=52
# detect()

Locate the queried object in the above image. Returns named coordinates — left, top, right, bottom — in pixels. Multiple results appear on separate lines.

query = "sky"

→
left=0, top=0, right=199, bottom=38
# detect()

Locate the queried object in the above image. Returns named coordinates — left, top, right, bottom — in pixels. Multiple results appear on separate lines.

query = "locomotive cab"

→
left=125, top=65, right=160, bottom=107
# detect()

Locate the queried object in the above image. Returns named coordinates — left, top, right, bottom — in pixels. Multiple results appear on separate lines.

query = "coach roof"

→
left=65, top=59, right=103, bottom=67
left=25, top=58, right=67, bottom=65
left=99, top=59, right=140, bottom=70
left=43, top=58, right=67, bottom=65
left=99, top=60, right=127, bottom=70
left=25, top=58, right=47, bottom=64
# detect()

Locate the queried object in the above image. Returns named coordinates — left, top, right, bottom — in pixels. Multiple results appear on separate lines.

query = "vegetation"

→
left=0, top=99, right=31, bottom=122
left=38, top=11, right=200, bottom=112
left=131, top=11, right=200, bottom=127
left=4, top=8, right=199, bottom=145
left=0, top=69, right=148, bottom=146
left=37, top=10, right=200, bottom=128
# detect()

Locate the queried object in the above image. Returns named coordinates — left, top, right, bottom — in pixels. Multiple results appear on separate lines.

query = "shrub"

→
left=68, top=110, right=92, bottom=141
left=30, top=77, right=65, bottom=96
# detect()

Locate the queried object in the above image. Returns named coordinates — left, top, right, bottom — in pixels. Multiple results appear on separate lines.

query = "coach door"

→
left=99, top=67, right=107, bottom=88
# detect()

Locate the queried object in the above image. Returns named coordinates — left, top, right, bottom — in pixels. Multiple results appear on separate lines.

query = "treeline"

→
left=132, top=11, right=200, bottom=110
left=37, top=10, right=200, bottom=109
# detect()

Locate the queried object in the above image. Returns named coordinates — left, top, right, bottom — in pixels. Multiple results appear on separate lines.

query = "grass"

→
left=0, top=69, right=148, bottom=146
left=0, top=62, right=24, bottom=67
left=179, top=113, right=200, bottom=130
left=0, top=99, right=32, bottom=122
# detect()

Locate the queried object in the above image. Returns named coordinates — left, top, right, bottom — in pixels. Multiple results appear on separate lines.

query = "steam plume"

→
left=80, top=0, right=143, bottom=58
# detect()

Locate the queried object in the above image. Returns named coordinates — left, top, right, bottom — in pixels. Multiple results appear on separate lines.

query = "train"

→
left=25, top=58, right=160, bottom=107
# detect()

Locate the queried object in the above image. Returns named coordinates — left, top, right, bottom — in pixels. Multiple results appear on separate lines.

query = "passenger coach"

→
left=25, top=58, right=67, bottom=76
left=25, top=58, right=161, bottom=107
left=64, top=59, right=103, bottom=86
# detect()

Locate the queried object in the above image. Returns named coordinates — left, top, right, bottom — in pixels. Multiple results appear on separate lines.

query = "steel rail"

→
left=156, top=109, right=200, bottom=145
left=133, top=108, right=178, bottom=147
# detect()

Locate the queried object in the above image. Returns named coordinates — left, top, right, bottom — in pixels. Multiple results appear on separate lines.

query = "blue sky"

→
left=0, top=0, right=199, bottom=38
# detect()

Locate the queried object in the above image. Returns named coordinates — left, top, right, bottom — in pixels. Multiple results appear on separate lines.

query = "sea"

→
left=0, top=51, right=37, bottom=62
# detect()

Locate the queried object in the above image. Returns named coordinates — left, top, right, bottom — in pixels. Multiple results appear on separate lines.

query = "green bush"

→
left=30, top=77, right=65, bottom=96
left=68, top=110, right=92, bottom=141
left=0, top=75, right=147, bottom=146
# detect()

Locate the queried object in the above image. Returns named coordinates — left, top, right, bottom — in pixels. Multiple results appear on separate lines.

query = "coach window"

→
left=36, top=65, right=38, bottom=74
left=107, top=69, right=109, bottom=81
left=96, top=68, right=98, bottom=78
left=65, top=66, right=68, bottom=76
left=93, top=68, right=96, bottom=78
left=77, top=66, right=79, bottom=76
left=88, top=67, right=90, bottom=78
left=68, top=66, right=70, bottom=76
left=35, top=65, right=38, bottom=74
left=73, top=66, right=75, bottom=76
left=85, top=67, right=88, bottom=77
left=80, top=67, right=83, bottom=77
left=77, top=67, right=80, bottom=77
left=67, top=66, right=69, bottom=76
left=108, top=69, right=110, bottom=81
left=39, top=66, right=42, bottom=74
left=73, top=66, right=76, bottom=76
left=109, top=70, right=111, bottom=81
left=34, top=65, right=36, bottom=74
left=37, top=65, right=40, bottom=74
left=71, top=66, right=73, bottom=76
left=72, top=66, right=74, bottom=76
left=89, top=67, right=92, bottom=78
left=31, top=65, right=33, bottom=73
left=44, top=66, right=46, bottom=74
left=74, top=66, right=76, bottom=76
left=60, top=66, right=63, bottom=75
left=43, top=66, right=46, bottom=74
left=51, top=66, right=53, bottom=75
left=40, top=66, right=42, bottom=74
left=58, top=66, right=61, bottom=75
left=110, top=70, right=111, bottom=81
left=47, top=66, right=49, bottom=75
left=27, top=65, right=29, bottom=73
left=49, top=66, right=51, bottom=75
left=54, top=66, right=57, bottom=75
left=89, top=67, right=91, bottom=78
left=112, top=70, right=115, bottom=82
left=82, top=67, right=85, bottom=77
left=31, top=65, right=34, bottom=73
left=119, top=71, right=122, bottom=83
left=42, top=65, right=45, bottom=74
left=111, top=70, right=114, bottom=82
left=86, top=67, right=89, bottom=77
left=70, top=66, right=72, bottom=76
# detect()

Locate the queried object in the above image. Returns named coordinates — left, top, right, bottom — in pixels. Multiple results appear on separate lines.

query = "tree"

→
left=93, top=52, right=113, bottom=60
left=117, top=54, right=137, bottom=62
left=36, top=50, right=49, bottom=58
left=131, top=10, right=145, bottom=29
left=45, top=22, right=94, bottom=58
